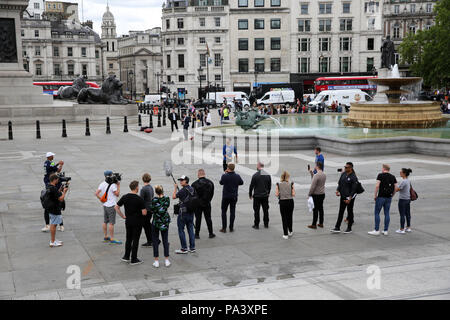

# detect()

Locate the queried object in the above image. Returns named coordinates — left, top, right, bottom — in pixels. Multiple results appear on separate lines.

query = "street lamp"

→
left=128, top=69, right=134, bottom=100
left=156, top=72, right=161, bottom=101
left=198, top=66, right=203, bottom=106
left=220, top=57, right=224, bottom=90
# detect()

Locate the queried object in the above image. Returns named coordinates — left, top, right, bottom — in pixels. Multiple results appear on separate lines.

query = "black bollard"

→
left=149, top=112, right=153, bottom=129
left=163, top=107, right=167, bottom=126
left=62, top=119, right=67, bottom=138
left=138, top=114, right=142, bottom=127
left=8, top=121, right=13, bottom=140
left=36, top=120, right=41, bottom=139
left=85, top=118, right=91, bottom=136
left=123, top=116, right=129, bottom=133
left=157, top=111, right=162, bottom=127
left=106, top=117, right=111, bottom=134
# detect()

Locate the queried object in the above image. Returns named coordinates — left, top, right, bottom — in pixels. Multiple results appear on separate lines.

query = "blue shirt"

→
left=223, top=144, right=237, bottom=162
left=313, top=154, right=325, bottom=174
left=43, top=160, right=59, bottom=186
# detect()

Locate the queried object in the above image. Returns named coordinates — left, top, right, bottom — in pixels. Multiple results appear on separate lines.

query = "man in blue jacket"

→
left=219, top=163, right=244, bottom=233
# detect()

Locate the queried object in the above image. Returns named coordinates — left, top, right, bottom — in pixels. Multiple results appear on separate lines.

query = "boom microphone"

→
left=163, top=160, right=177, bottom=184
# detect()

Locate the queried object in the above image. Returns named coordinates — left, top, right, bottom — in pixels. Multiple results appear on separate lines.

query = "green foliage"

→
left=399, top=0, right=450, bottom=88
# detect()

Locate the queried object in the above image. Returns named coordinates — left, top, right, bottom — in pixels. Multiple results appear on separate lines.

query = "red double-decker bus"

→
left=33, top=81, right=100, bottom=97
left=314, top=76, right=377, bottom=96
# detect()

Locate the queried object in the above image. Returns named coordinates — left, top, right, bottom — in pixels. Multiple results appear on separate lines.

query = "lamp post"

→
left=220, top=57, right=224, bottom=90
left=198, top=66, right=203, bottom=107
left=128, top=69, right=134, bottom=101
left=156, top=72, right=161, bottom=102
left=133, top=62, right=136, bottom=100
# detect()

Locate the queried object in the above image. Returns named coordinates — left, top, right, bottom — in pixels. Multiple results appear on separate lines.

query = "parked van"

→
left=257, top=90, right=295, bottom=105
left=308, top=90, right=371, bottom=109
left=207, top=92, right=249, bottom=105
left=143, top=94, right=167, bottom=106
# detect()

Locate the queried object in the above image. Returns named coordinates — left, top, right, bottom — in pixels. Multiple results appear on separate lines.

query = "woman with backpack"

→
left=151, top=185, right=171, bottom=267
left=395, top=168, right=414, bottom=234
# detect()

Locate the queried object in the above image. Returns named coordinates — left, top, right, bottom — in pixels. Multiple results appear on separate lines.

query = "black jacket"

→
left=337, top=172, right=358, bottom=200
left=192, top=177, right=214, bottom=207
left=168, top=112, right=179, bottom=121
left=219, top=172, right=244, bottom=199
left=249, top=170, right=272, bottom=198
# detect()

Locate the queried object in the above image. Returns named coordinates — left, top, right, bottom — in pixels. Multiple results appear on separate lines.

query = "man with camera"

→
left=43, top=174, right=69, bottom=247
left=95, top=171, right=122, bottom=244
left=42, top=152, right=64, bottom=232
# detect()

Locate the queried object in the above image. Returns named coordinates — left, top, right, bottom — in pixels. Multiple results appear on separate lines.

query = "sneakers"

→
left=141, top=242, right=152, bottom=248
left=175, top=249, right=188, bottom=254
left=49, top=240, right=63, bottom=247
left=405, top=228, right=412, bottom=233
left=308, top=225, right=317, bottom=229
left=209, top=233, right=216, bottom=239
left=330, top=228, right=341, bottom=233
left=130, top=259, right=143, bottom=266
left=382, top=231, right=388, bottom=236
left=152, top=260, right=160, bottom=268
left=317, top=224, right=324, bottom=228
left=188, top=248, right=196, bottom=253
left=110, top=239, right=122, bottom=244
left=59, top=226, right=64, bottom=232
left=252, top=225, right=259, bottom=230
left=165, top=259, right=171, bottom=267
left=282, top=235, right=289, bottom=240
left=121, top=257, right=130, bottom=263
left=103, top=237, right=111, bottom=242
left=343, top=228, right=352, bottom=234
left=288, top=231, right=293, bottom=237
left=41, top=225, right=50, bottom=232
left=368, top=230, right=381, bottom=236
left=396, top=229, right=406, bottom=234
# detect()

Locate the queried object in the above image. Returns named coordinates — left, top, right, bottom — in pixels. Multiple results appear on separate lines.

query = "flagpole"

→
left=206, top=43, right=210, bottom=99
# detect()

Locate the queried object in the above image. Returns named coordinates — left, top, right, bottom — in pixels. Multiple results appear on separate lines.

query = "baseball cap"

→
left=177, top=175, right=189, bottom=182
left=104, top=170, right=113, bottom=177
left=46, top=152, right=55, bottom=158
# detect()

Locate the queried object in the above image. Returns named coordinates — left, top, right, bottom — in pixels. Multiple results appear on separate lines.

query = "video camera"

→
left=105, top=172, right=122, bottom=185
left=57, top=172, right=72, bottom=188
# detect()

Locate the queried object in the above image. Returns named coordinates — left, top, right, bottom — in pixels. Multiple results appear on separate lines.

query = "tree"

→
left=399, top=0, right=450, bottom=88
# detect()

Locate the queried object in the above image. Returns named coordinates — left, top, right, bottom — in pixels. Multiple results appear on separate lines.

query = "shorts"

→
left=103, top=206, right=116, bottom=225
left=49, top=214, right=63, bottom=225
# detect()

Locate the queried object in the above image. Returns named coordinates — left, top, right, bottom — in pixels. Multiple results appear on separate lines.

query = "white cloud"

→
left=72, top=0, right=163, bottom=36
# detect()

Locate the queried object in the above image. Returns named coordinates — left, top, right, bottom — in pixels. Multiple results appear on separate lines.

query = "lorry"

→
left=206, top=92, right=249, bottom=105
left=143, top=94, right=167, bottom=106
left=257, top=89, right=295, bottom=106
left=308, top=89, right=372, bottom=110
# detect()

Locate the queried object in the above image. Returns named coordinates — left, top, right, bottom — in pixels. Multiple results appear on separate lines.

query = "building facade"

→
left=383, top=0, right=438, bottom=75
left=24, top=0, right=45, bottom=19
left=101, top=4, right=120, bottom=79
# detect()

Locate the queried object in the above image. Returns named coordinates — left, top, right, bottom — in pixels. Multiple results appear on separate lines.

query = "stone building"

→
left=43, top=1, right=80, bottom=23
left=101, top=4, right=120, bottom=79
left=24, top=0, right=45, bottom=19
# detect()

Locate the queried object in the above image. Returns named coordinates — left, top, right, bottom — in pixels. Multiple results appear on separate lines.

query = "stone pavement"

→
left=0, top=112, right=450, bottom=300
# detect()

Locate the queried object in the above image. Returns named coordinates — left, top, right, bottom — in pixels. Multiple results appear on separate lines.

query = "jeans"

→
left=151, top=225, right=169, bottom=258
left=195, top=203, right=214, bottom=236
left=374, top=197, right=392, bottom=231
left=253, top=197, right=270, bottom=227
left=312, top=194, right=325, bottom=226
left=221, top=197, right=237, bottom=230
left=398, top=199, right=411, bottom=229
left=279, top=199, right=294, bottom=236
left=142, top=213, right=152, bottom=244
left=335, top=197, right=355, bottom=230
left=177, top=213, right=195, bottom=250
left=124, top=224, right=143, bottom=261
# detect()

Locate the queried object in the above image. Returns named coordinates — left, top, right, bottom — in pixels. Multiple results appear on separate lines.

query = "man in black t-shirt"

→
left=369, top=164, right=398, bottom=236
left=115, top=180, right=147, bottom=265
left=46, top=174, right=68, bottom=247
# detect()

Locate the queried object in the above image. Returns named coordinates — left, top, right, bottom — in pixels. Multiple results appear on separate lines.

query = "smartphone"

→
left=337, top=168, right=343, bottom=172
left=307, top=164, right=310, bottom=171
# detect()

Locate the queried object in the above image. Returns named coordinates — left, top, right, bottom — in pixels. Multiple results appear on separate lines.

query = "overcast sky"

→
left=72, top=0, right=164, bottom=36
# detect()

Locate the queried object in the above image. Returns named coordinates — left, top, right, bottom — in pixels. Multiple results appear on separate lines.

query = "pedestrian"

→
left=168, top=108, right=179, bottom=132
left=95, top=170, right=122, bottom=244
left=307, top=162, right=326, bottom=229
left=205, top=109, right=212, bottom=126
left=191, top=111, right=196, bottom=128
left=139, top=173, right=154, bottom=248
left=313, top=147, right=325, bottom=173
left=115, top=180, right=147, bottom=265
left=223, top=138, right=238, bottom=172
left=368, top=164, right=398, bottom=236
left=172, top=175, right=196, bottom=254
left=42, top=152, right=64, bottom=232
left=182, top=113, right=190, bottom=140
left=223, top=105, right=230, bottom=120
left=275, top=171, right=295, bottom=239
left=249, top=162, right=272, bottom=229
left=395, top=168, right=413, bottom=234
left=150, top=185, right=171, bottom=268
left=45, top=174, right=68, bottom=247
left=331, top=162, right=358, bottom=234
left=219, top=163, right=244, bottom=233
left=192, top=169, right=216, bottom=239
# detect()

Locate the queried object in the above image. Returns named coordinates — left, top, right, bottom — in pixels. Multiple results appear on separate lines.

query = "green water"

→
left=212, top=114, right=450, bottom=140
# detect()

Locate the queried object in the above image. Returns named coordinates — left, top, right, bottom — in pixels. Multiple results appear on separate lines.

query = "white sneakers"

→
left=153, top=259, right=171, bottom=268
left=282, top=235, right=289, bottom=240
left=396, top=229, right=406, bottom=234
left=288, top=231, right=293, bottom=237
left=41, top=225, right=50, bottom=232
left=57, top=226, right=65, bottom=232
left=165, top=259, right=171, bottom=267
left=405, top=228, right=412, bottom=233
left=382, top=231, right=388, bottom=236
left=368, top=230, right=381, bottom=236
left=49, top=240, right=63, bottom=247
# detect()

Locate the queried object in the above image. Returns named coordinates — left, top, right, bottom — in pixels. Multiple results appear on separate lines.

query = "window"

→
left=239, top=38, right=249, bottom=50
left=96, top=65, right=100, bottom=76
left=53, top=47, right=59, bottom=57
left=166, top=19, right=170, bottom=29
left=367, top=57, right=374, bottom=72
left=177, top=38, right=184, bottom=45
left=200, top=54, right=206, bottom=67
left=199, top=18, right=205, bottom=27
left=271, top=37, right=281, bottom=50
left=65, top=32, right=73, bottom=38
left=367, top=38, right=374, bottom=50
left=319, top=37, right=330, bottom=51
left=319, top=3, right=332, bottom=14
left=255, top=38, right=265, bottom=50
left=81, top=47, right=87, bottom=57
left=34, top=2, right=40, bottom=9
left=35, top=64, right=42, bottom=76
left=340, top=37, right=351, bottom=51
left=394, top=5, right=399, bottom=14
left=239, top=59, right=249, bottom=72
left=177, top=18, right=184, bottom=29
left=167, top=54, right=171, bottom=68
left=21, top=29, right=24, bottom=37
left=215, top=75, right=221, bottom=81
left=271, top=0, right=281, bottom=6
left=238, top=0, right=248, bottom=7
left=215, top=37, right=221, bottom=44
left=215, top=53, right=222, bottom=67
left=35, top=14, right=40, bottom=20
left=298, top=38, right=310, bottom=52
left=410, top=4, right=415, bottom=13
left=109, top=63, right=113, bottom=69
left=166, top=38, right=170, bottom=45
left=270, top=58, right=281, bottom=72
left=215, top=17, right=221, bottom=27
left=54, top=64, right=61, bottom=76
left=178, top=75, right=185, bottom=83
left=271, top=19, right=281, bottom=29
left=298, top=57, right=310, bottom=73
left=82, top=64, right=87, bottom=76
left=298, top=19, right=311, bottom=32
left=199, top=37, right=206, bottom=44
left=254, top=19, right=265, bottom=30
left=238, top=19, right=248, bottom=30
left=343, top=3, right=350, bottom=13
left=426, top=3, right=433, bottom=13
left=368, top=18, right=375, bottom=31
left=178, top=54, right=184, bottom=68
left=95, top=50, right=99, bottom=59
left=319, top=57, right=330, bottom=72
left=364, top=1, right=379, bottom=13
left=339, top=57, right=351, bottom=72
left=67, top=47, right=73, bottom=57
left=409, top=25, right=416, bottom=35
left=340, top=19, right=352, bottom=31
left=255, top=0, right=264, bottom=6
left=301, top=4, right=308, bottom=14
left=35, top=30, right=39, bottom=37
left=319, top=19, right=332, bottom=32
left=68, top=64, right=74, bottom=76
left=255, top=58, right=265, bottom=72
left=393, top=24, right=400, bottom=38
left=35, top=46, right=40, bottom=56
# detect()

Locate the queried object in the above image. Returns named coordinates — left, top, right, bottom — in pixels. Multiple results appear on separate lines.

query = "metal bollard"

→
left=36, top=120, right=41, bottom=139
left=157, top=112, right=162, bottom=127
left=8, top=121, right=13, bottom=140
left=163, top=107, right=167, bottom=126
left=123, top=116, right=129, bottom=133
left=138, top=114, right=142, bottom=127
left=62, top=119, right=67, bottom=138
left=149, top=112, right=153, bottom=129
left=106, top=117, right=111, bottom=134
left=85, top=118, right=91, bottom=136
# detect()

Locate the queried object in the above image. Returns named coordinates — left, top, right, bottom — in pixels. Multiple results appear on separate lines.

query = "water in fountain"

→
left=269, top=116, right=283, bottom=128
left=390, top=64, right=401, bottom=78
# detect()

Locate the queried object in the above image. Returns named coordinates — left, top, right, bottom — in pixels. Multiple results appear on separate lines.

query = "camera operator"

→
left=46, top=174, right=69, bottom=247
left=42, top=152, right=64, bottom=232
left=95, top=171, right=121, bottom=245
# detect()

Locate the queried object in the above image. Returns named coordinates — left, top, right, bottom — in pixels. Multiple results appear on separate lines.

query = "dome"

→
left=102, top=6, right=114, bottom=21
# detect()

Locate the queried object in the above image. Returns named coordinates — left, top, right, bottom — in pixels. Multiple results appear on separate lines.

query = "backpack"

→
left=40, top=187, right=52, bottom=210
left=185, top=187, right=201, bottom=213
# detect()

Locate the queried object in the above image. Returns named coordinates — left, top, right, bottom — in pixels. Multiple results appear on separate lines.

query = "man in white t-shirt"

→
left=95, top=170, right=121, bottom=244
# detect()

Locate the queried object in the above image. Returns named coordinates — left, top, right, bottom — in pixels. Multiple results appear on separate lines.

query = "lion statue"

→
left=56, top=76, right=88, bottom=100
left=77, top=75, right=131, bottom=105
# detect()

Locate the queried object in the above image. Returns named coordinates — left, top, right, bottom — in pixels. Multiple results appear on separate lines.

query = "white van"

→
left=144, top=94, right=167, bottom=106
left=257, top=90, right=295, bottom=105
left=308, top=90, right=372, bottom=109
left=207, top=92, right=249, bottom=105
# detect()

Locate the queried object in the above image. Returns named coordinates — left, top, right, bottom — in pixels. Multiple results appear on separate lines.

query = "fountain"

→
left=343, top=65, right=448, bottom=129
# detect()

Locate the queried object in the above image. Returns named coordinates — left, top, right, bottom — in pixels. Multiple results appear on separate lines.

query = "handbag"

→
left=173, top=203, right=180, bottom=216
left=356, top=181, right=365, bottom=194
left=100, top=184, right=112, bottom=203
left=410, top=184, right=418, bottom=201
